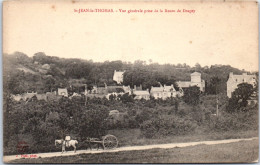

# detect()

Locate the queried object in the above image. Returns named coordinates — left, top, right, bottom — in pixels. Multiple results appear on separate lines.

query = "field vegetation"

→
left=4, top=91, right=258, bottom=155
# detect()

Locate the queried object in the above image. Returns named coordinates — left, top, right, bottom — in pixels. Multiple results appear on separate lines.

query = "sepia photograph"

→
left=2, top=0, right=259, bottom=163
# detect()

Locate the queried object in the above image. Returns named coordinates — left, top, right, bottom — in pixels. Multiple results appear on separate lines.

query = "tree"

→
left=226, top=83, right=254, bottom=112
left=183, top=86, right=200, bottom=105
left=195, top=63, right=201, bottom=70
left=33, top=52, right=51, bottom=64
left=207, top=76, right=221, bottom=94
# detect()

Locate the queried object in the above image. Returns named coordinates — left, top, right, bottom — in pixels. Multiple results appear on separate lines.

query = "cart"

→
left=87, top=134, right=118, bottom=150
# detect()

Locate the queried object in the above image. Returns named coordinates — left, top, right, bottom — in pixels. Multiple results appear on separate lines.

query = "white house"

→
left=177, top=72, right=205, bottom=92
left=150, top=84, right=177, bottom=100
left=133, top=90, right=150, bottom=100
left=113, top=70, right=125, bottom=84
left=122, top=85, right=132, bottom=94
left=227, top=72, right=257, bottom=98
left=58, top=88, right=68, bottom=97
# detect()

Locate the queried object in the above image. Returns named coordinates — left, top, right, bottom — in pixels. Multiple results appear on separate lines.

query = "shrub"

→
left=212, top=105, right=258, bottom=131
left=140, top=115, right=197, bottom=138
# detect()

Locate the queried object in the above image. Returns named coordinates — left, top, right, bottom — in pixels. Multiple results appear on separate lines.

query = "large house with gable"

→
left=150, top=84, right=178, bottom=100
left=133, top=90, right=150, bottom=100
left=113, top=70, right=125, bottom=84
left=132, top=85, right=150, bottom=100
left=177, top=72, right=205, bottom=92
left=227, top=72, right=257, bottom=98
left=90, top=83, right=131, bottom=99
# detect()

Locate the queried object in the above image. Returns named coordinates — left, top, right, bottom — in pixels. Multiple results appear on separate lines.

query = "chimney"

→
left=140, top=84, right=142, bottom=90
left=134, top=85, right=136, bottom=90
left=229, top=72, right=233, bottom=78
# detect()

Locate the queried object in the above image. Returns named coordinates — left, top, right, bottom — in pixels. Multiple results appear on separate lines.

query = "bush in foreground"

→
left=140, top=115, right=197, bottom=138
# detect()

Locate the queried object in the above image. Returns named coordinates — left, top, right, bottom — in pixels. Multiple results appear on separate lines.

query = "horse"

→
left=55, top=139, right=78, bottom=153
left=55, top=139, right=63, bottom=146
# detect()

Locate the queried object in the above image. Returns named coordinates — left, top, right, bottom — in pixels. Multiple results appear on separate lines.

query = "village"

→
left=9, top=69, right=257, bottom=104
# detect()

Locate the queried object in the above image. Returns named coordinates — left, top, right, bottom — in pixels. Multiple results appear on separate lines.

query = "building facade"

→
left=133, top=90, right=150, bottom=100
left=113, top=70, right=125, bottom=84
left=177, top=72, right=205, bottom=92
left=150, top=84, right=177, bottom=100
left=227, top=72, right=257, bottom=98
left=58, top=88, right=68, bottom=97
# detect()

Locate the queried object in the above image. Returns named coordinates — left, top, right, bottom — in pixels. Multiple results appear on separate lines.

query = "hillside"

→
left=3, top=51, right=251, bottom=95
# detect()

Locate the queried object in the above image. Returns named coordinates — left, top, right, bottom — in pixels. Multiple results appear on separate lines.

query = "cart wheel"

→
left=102, top=134, right=118, bottom=150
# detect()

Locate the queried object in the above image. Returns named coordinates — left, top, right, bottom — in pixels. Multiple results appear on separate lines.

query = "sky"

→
left=3, top=0, right=258, bottom=71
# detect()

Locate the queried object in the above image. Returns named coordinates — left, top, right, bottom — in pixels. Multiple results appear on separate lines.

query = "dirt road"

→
left=3, top=137, right=258, bottom=163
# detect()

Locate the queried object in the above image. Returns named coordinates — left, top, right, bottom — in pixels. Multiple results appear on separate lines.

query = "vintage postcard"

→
left=2, top=0, right=258, bottom=163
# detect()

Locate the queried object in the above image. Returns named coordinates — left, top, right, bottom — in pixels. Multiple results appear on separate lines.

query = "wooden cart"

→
left=87, top=134, right=118, bottom=150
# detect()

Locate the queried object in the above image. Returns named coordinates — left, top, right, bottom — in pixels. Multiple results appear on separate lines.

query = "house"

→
left=10, top=94, right=23, bottom=101
left=90, top=84, right=127, bottom=99
left=134, top=85, right=143, bottom=91
left=36, top=94, right=47, bottom=101
left=106, top=87, right=125, bottom=100
left=122, top=85, right=132, bottom=94
left=69, top=92, right=81, bottom=99
left=150, top=84, right=177, bottom=100
left=91, top=85, right=106, bottom=94
left=46, top=91, right=57, bottom=95
left=22, top=92, right=37, bottom=101
left=113, top=70, right=125, bottom=84
left=177, top=72, right=205, bottom=92
left=227, top=72, right=256, bottom=98
left=58, top=88, right=68, bottom=97
left=133, top=90, right=150, bottom=100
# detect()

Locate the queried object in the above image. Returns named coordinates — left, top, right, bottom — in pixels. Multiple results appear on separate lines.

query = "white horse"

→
left=55, top=139, right=78, bottom=153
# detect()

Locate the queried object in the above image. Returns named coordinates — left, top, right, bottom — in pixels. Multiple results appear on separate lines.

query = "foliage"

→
left=226, top=83, right=254, bottom=113
left=4, top=98, right=108, bottom=154
left=3, top=52, right=249, bottom=95
left=213, top=105, right=258, bottom=131
left=4, top=91, right=259, bottom=154
left=3, top=52, right=259, bottom=154
left=140, top=115, right=197, bottom=138
left=206, top=76, right=221, bottom=94
left=182, top=86, right=201, bottom=105
left=119, top=93, right=135, bottom=103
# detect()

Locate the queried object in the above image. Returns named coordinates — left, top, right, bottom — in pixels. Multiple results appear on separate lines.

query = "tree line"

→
left=4, top=51, right=250, bottom=95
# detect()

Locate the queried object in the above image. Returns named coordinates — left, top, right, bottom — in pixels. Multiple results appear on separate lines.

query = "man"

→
left=65, top=135, right=71, bottom=147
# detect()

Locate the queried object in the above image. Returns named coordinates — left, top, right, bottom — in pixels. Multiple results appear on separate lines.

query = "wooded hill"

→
left=3, top=51, right=253, bottom=95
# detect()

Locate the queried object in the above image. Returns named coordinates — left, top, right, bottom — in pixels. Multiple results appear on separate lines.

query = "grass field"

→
left=10, top=139, right=258, bottom=163
left=108, top=128, right=258, bottom=147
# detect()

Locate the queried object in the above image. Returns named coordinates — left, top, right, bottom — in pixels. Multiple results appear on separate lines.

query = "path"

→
left=3, top=137, right=258, bottom=163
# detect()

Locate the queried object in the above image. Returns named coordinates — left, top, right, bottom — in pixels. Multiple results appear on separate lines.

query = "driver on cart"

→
left=65, top=135, right=71, bottom=147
